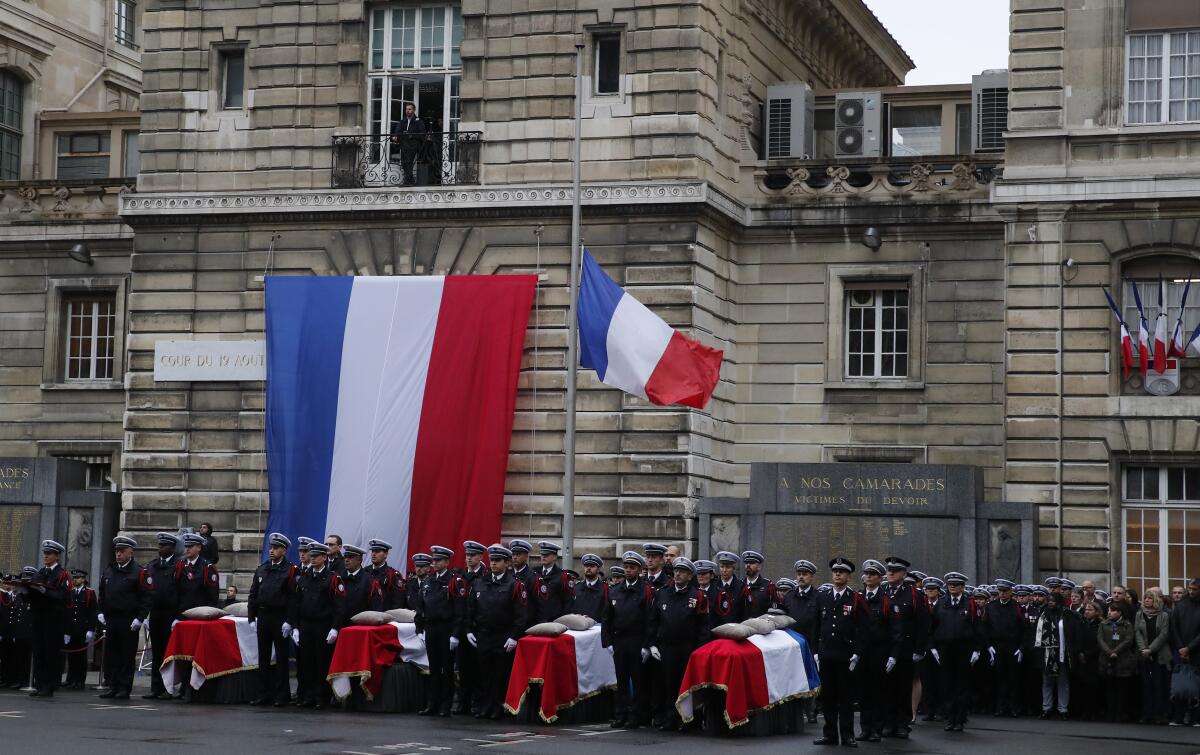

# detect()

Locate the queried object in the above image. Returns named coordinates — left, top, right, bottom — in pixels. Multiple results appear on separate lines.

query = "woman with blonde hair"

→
left=1136, top=588, right=1172, bottom=724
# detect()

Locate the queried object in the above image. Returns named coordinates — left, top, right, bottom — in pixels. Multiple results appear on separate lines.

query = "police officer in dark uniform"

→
left=812, top=557, right=863, bottom=747
left=1019, top=584, right=1043, bottom=715
left=647, top=557, right=709, bottom=731
left=984, top=578, right=1024, bottom=717
left=340, top=544, right=384, bottom=617
left=464, top=544, right=527, bottom=719
left=97, top=536, right=151, bottom=700
left=456, top=540, right=487, bottom=715
left=63, top=568, right=98, bottom=689
left=712, top=551, right=751, bottom=627
left=249, top=532, right=297, bottom=707
left=508, top=539, right=536, bottom=599
left=3, top=570, right=36, bottom=690
left=570, top=554, right=609, bottom=622
left=693, top=560, right=718, bottom=628
left=643, top=543, right=670, bottom=591
left=414, top=545, right=467, bottom=717
left=603, top=551, right=654, bottom=729
left=366, top=539, right=406, bottom=610
left=930, top=571, right=982, bottom=732
left=531, top=541, right=574, bottom=624
left=782, top=558, right=821, bottom=724
left=742, top=550, right=777, bottom=617
left=143, top=532, right=181, bottom=699
left=177, top=532, right=221, bottom=615
left=881, top=556, right=928, bottom=738
left=857, top=560, right=901, bottom=742
left=289, top=541, right=345, bottom=709
left=28, top=540, right=71, bottom=697
left=406, top=552, right=432, bottom=608
left=608, top=565, right=624, bottom=588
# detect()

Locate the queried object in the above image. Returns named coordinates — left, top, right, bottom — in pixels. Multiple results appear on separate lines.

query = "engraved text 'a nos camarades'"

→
left=0, top=466, right=31, bottom=490
left=781, top=474, right=947, bottom=507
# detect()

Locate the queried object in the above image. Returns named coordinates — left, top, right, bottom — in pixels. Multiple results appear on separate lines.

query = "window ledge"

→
left=41, top=381, right=124, bottom=392
left=824, top=380, right=925, bottom=391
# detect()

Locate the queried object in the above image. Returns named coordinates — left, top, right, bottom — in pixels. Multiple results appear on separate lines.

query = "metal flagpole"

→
left=561, top=42, right=585, bottom=567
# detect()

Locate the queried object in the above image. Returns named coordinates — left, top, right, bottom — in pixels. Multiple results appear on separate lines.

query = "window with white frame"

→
left=63, top=293, right=117, bottom=381
left=1122, top=464, right=1200, bottom=597
left=1126, top=30, right=1200, bottom=124
left=219, top=48, right=246, bottom=110
left=367, top=4, right=463, bottom=141
left=114, top=0, right=137, bottom=49
left=0, top=71, right=22, bottom=180
left=1120, top=255, right=1200, bottom=380
left=844, top=285, right=909, bottom=379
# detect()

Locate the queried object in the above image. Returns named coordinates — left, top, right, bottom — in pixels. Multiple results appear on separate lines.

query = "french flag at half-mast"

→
left=578, top=251, right=722, bottom=409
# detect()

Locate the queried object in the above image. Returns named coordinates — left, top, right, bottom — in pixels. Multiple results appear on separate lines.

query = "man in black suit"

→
left=390, top=102, right=426, bottom=185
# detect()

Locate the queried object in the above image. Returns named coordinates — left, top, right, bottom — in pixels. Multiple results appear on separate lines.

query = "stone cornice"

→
left=120, top=181, right=750, bottom=226
left=994, top=175, right=1200, bottom=205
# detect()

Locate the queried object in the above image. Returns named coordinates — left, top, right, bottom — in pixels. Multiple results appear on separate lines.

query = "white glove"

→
left=885, top=656, right=896, bottom=673
left=1015, top=649, right=1023, bottom=663
left=418, top=632, right=426, bottom=642
left=969, top=651, right=980, bottom=666
left=282, top=622, right=292, bottom=638
left=606, top=645, right=614, bottom=656
left=931, top=648, right=941, bottom=664
left=248, top=620, right=257, bottom=632
left=813, top=654, right=820, bottom=670
left=449, top=636, right=460, bottom=651
left=640, top=648, right=650, bottom=663
left=503, top=638, right=517, bottom=653
left=467, top=632, right=478, bottom=648
left=291, top=628, right=300, bottom=645
left=130, top=618, right=143, bottom=631
left=97, top=613, right=106, bottom=626
left=650, top=646, right=661, bottom=661
left=848, top=654, right=859, bottom=672
left=85, top=631, right=95, bottom=643
left=171, top=620, right=179, bottom=630
left=988, top=646, right=996, bottom=665
left=912, top=652, right=925, bottom=663
left=325, top=629, right=338, bottom=644
left=64, top=634, right=72, bottom=645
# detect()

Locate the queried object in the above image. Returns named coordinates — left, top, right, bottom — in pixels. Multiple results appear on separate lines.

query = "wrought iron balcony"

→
left=331, top=132, right=482, bottom=189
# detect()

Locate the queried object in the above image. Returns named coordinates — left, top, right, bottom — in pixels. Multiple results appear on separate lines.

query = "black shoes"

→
left=812, top=737, right=838, bottom=746
left=417, top=706, right=435, bottom=716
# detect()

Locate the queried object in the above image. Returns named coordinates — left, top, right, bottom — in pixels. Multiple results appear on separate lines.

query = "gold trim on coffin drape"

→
left=675, top=681, right=821, bottom=729
left=503, top=677, right=617, bottom=723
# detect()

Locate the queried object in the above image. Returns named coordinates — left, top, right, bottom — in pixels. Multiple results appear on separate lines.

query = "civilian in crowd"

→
left=1169, top=577, right=1200, bottom=725
left=1080, top=580, right=1096, bottom=608
left=224, top=584, right=239, bottom=608
left=1069, top=589, right=1083, bottom=612
left=1170, top=585, right=1185, bottom=608
left=1036, top=592, right=1075, bottom=719
left=1111, top=585, right=1136, bottom=621
left=1098, top=601, right=1136, bottom=723
left=1073, top=601, right=1103, bottom=720
left=197, top=523, right=220, bottom=565
left=1136, top=590, right=1172, bottom=724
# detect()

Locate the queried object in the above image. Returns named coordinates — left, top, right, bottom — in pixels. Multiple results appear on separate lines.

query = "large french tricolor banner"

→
left=578, top=251, right=722, bottom=408
left=264, top=275, right=535, bottom=565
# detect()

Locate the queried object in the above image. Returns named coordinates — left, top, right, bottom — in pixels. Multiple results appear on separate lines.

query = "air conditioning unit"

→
left=834, top=91, right=882, bottom=158
left=764, top=83, right=815, bottom=160
left=972, top=70, right=1009, bottom=154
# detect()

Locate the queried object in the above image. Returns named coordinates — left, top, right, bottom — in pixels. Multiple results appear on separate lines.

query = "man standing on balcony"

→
left=391, top=102, right=426, bottom=186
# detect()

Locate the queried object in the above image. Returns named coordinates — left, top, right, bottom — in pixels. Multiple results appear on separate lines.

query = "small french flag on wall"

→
left=577, top=251, right=722, bottom=409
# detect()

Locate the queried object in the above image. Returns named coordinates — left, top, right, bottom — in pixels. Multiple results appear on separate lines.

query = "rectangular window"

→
left=0, top=71, right=23, bottom=180
left=955, top=103, right=971, bottom=153
left=1122, top=464, right=1200, bottom=596
left=114, top=0, right=137, bottom=49
left=420, top=6, right=446, bottom=68
left=1122, top=277, right=1200, bottom=367
left=63, top=293, right=117, bottom=381
left=889, top=105, right=942, bottom=156
left=122, top=131, right=140, bottom=176
left=221, top=49, right=246, bottom=110
left=594, top=33, right=621, bottom=96
left=55, top=133, right=111, bottom=180
left=845, top=286, right=909, bottom=379
left=1125, top=31, right=1200, bottom=124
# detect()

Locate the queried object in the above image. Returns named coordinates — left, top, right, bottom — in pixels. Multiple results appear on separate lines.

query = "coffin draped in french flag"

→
left=161, top=617, right=263, bottom=692
left=676, top=629, right=820, bottom=728
left=578, top=251, right=722, bottom=408
left=263, top=275, right=535, bottom=565
left=504, top=625, right=617, bottom=722
left=327, top=622, right=428, bottom=701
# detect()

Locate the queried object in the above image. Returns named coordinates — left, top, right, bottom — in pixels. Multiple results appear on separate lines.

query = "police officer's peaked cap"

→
left=621, top=551, right=647, bottom=568
left=740, top=550, right=764, bottom=564
left=671, top=557, right=696, bottom=574
left=1013, top=585, right=1031, bottom=596
left=776, top=577, right=797, bottom=591
left=943, top=572, right=968, bottom=585
left=910, top=570, right=928, bottom=581
left=972, top=586, right=989, bottom=597
left=21, top=566, right=38, bottom=578
left=829, top=557, right=855, bottom=573
left=157, top=532, right=181, bottom=546
left=885, top=556, right=911, bottom=571
left=181, top=533, right=206, bottom=547
left=1044, top=576, right=1062, bottom=588
left=342, top=544, right=366, bottom=557
left=296, top=536, right=315, bottom=548
left=268, top=532, right=291, bottom=549
left=862, top=559, right=886, bottom=576
left=487, top=545, right=512, bottom=560
left=463, top=540, right=486, bottom=555
left=411, top=553, right=433, bottom=567
left=608, top=566, right=623, bottom=577
left=642, top=543, right=667, bottom=555
left=537, top=541, right=561, bottom=555
left=715, top=551, right=739, bottom=564
left=429, top=545, right=454, bottom=560
left=818, top=583, right=833, bottom=592
left=986, top=585, right=999, bottom=596
left=41, top=539, right=65, bottom=554
left=793, top=559, right=817, bottom=574
left=994, top=578, right=1015, bottom=590
left=922, top=577, right=944, bottom=590
left=112, top=535, right=137, bottom=549
left=693, top=559, right=716, bottom=574
left=1033, top=585, right=1050, bottom=596
left=368, top=539, right=392, bottom=551
left=580, top=553, right=603, bottom=568
left=1059, top=578, right=1076, bottom=589
left=70, top=568, right=88, bottom=578
left=508, top=539, right=532, bottom=554
left=306, top=542, right=329, bottom=554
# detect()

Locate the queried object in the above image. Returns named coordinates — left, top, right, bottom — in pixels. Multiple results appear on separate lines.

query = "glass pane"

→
left=595, top=34, right=621, bottom=95
left=1169, top=544, right=1184, bottom=581
left=1128, top=544, right=1144, bottom=579
left=1169, top=467, right=1184, bottom=500
left=1144, top=509, right=1159, bottom=540
left=1144, top=544, right=1160, bottom=579
left=223, top=51, right=245, bottom=109
left=1187, top=468, right=1200, bottom=501
left=451, top=6, right=463, bottom=67
left=372, top=9, right=385, bottom=69
left=1169, top=509, right=1185, bottom=543
left=123, top=132, right=140, bottom=176
left=421, top=7, right=446, bottom=68
left=1127, top=509, right=1143, bottom=543
left=894, top=355, right=907, bottom=377
left=1126, top=467, right=1141, bottom=500
left=1145, top=468, right=1160, bottom=501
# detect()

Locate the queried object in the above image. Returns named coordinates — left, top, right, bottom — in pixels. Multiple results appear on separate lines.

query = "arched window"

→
left=0, top=70, right=21, bottom=180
